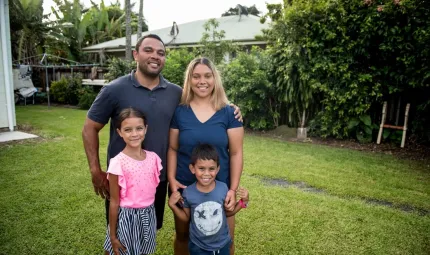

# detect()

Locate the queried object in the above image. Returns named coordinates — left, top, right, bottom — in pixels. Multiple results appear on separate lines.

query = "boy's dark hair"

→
left=116, top=107, right=147, bottom=129
left=135, top=34, right=165, bottom=51
left=190, top=143, right=220, bottom=166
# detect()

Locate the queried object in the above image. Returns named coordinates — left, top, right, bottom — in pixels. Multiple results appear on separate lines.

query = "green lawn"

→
left=0, top=105, right=429, bottom=255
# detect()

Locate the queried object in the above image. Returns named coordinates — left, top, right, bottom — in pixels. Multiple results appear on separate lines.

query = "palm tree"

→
left=10, top=0, right=44, bottom=63
left=137, top=0, right=143, bottom=38
left=125, top=0, right=132, bottom=60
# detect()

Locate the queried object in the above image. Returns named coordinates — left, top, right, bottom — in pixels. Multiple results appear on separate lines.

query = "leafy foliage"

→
left=221, top=4, right=261, bottom=17
left=198, top=19, right=237, bottom=65
left=263, top=0, right=430, bottom=140
left=104, top=58, right=135, bottom=82
left=162, top=48, right=197, bottom=86
left=50, top=73, right=83, bottom=104
left=222, top=48, right=281, bottom=130
left=78, top=86, right=98, bottom=109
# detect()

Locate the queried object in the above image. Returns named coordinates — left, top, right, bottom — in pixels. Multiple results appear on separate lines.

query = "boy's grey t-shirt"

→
left=183, top=181, right=231, bottom=251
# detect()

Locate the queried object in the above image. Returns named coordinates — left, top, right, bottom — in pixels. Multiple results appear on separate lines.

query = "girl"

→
left=103, top=107, right=162, bottom=255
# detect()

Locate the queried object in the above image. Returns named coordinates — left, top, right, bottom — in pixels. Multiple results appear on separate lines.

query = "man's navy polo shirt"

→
left=87, top=70, right=182, bottom=181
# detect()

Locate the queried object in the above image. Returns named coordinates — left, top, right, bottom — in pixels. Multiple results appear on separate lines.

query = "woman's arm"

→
left=167, top=128, right=186, bottom=192
left=225, top=127, right=244, bottom=211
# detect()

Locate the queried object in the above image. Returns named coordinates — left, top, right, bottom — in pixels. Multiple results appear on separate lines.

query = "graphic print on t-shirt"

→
left=193, top=201, right=223, bottom=236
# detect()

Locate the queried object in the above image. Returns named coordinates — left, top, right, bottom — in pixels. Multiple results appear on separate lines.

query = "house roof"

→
left=82, top=15, right=269, bottom=52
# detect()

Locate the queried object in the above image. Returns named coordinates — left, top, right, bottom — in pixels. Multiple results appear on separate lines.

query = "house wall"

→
left=0, top=0, right=16, bottom=130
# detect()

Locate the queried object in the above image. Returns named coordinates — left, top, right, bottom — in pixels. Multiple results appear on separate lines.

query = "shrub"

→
left=162, top=48, right=197, bottom=86
left=50, top=77, right=68, bottom=103
left=49, top=74, right=83, bottom=105
left=78, top=86, right=98, bottom=110
left=222, top=47, right=281, bottom=130
left=104, top=58, right=135, bottom=82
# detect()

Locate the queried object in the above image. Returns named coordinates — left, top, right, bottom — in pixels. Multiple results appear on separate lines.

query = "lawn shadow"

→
left=257, top=175, right=430, bottom=216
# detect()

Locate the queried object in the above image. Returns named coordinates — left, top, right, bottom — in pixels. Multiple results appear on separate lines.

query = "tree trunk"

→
left=125, top=0, right=132, bottom=60
left=137, top=0, right=143, bottom=38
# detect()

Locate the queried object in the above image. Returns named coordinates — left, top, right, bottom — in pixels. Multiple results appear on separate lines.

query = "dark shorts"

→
left=105, top=180, right=168, bottom=230
left=188, top=240, right=230, bottom=255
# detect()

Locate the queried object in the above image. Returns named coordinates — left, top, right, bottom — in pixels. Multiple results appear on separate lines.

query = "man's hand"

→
left=230, top=103, right=243, bottom=123
left=224, top=189, right=236, bottom=211
left=111, top=238, right=126, bottom=255
left=91, top=170, right=109, bottom=199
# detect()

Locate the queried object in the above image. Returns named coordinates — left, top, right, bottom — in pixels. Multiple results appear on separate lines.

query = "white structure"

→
left=0, top=0, right=15, bottom=131
left=83, top=15, right=269, bottom=58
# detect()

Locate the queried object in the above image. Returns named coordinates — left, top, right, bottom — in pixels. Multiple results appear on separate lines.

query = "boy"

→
left=168, top=143, right=249, bottom=255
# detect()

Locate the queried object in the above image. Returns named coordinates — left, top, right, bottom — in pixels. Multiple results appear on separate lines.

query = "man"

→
left=82, top=34, right=180, bottom=231
left=82, top=34, right=241, bottom=233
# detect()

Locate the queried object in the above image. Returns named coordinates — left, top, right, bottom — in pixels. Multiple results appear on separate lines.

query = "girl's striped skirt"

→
left=104, top=205, right=157, bottom=255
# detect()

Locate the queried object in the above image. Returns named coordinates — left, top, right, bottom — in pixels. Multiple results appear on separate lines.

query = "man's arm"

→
left=82, top=117, right=109, bottom=198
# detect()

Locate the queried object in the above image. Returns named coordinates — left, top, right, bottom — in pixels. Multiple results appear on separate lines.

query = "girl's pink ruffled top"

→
left=107, top=150, right=162, bottom=208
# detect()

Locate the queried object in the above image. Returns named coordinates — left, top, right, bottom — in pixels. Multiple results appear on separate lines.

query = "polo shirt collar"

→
left=130, top=70, right=168, bottom=89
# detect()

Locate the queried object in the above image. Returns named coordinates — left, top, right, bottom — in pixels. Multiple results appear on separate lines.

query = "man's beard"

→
left=138, top=62, right=161, bottom=78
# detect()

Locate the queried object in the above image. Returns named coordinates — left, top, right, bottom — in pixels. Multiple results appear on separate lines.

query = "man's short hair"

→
left=190, top=143, right=220, bottom=166
left=135, top=34, right=165, bottom=51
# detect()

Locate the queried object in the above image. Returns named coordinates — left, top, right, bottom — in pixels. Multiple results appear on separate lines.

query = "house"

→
left=82, top=14, right=269, bottom=59
left=0, top=0, right=15, bottom=131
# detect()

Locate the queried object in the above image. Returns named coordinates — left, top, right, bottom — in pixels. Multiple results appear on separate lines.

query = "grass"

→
left=0, top=105, right=429, bottom=255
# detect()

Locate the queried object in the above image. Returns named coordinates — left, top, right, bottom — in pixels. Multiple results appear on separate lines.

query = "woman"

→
left=167, top=57, right=244, bottom=255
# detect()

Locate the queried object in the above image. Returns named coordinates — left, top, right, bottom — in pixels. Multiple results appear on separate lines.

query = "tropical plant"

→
left=199, top=19, right=237, bottom=65
left=125, top=0, right=132, bottom=60
left=137, top=0, right=144, bottom=38
left=10, top=0, right=46, bottom=63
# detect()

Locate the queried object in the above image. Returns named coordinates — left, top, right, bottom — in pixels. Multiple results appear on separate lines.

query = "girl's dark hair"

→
left=116, top=107, right=147, bottom=129
left=190, top=143, right=220, bottom=166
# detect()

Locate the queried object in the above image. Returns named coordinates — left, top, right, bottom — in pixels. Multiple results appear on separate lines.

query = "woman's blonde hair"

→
left=181, top=57, right=228, bottom=111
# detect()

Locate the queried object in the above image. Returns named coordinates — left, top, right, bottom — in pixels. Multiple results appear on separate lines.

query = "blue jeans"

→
left=188, top=240, right=230, bottom=255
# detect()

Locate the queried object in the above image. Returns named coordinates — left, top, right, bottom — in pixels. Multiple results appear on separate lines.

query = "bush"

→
left=49, top=74, right=83, bottom=105
left=222, top=47, right=281, bottom=130
left=50, top=77, right=68, bottom=103
left=264, top=0, right=430, bottom=140
left=78, top=86, right=98, bottom=110
left=162, top=48, right=197, bottom=86
left=104, top=58, right=135, bottom=82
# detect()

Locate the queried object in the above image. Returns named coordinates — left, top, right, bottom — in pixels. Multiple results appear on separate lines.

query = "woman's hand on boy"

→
left=111, top=238, right=126, bottom=255
left=169, top=179, right=187, bottom=194
left=224, top=189, right=236, bottom=211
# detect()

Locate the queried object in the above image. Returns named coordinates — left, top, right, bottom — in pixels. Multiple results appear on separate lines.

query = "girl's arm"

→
left=225, top=127, right=244, bottom=211
left=226, top=187, right=249, bottom=217
left=108, top=174, right=120, bottom=239
left=108, top=175, right=126, bottom=254
left=167, top=128, right=186, bottom=192
left=168, top=191, right=190, bottom=222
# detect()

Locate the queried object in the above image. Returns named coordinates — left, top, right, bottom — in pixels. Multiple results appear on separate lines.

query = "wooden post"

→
left=377, top=102, right=387, bottom=144
left=401, top=103, right=410, bottom=148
